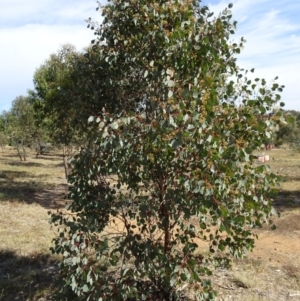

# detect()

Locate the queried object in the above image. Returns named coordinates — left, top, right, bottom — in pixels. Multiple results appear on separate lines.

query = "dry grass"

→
left=268, top=149, right=300, bottom=193
left=0, top=147, right=300, bottom=300
left=0, top=147, right=66, bottom=301
left=0, top=202, right=55, bottom=255
left=212, top=148, right=300, bottom=301
left=231, top=271, right=258, bottom=289
left=0, top=250, right=58, bottom=301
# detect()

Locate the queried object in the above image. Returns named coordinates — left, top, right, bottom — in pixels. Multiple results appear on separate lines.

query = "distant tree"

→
left=0, top=115, right=7, bottom=150
left=33, top=44, right=121, bottom=176
left=33, top=41, right=144, bottom=177
left=274, top=110, right=300, bottom=148
left=4, top=96, right=37, bottom=160
left=297, top=114, right=300, bottom=125
left=0, top=133, right=7, bottom=151
left=0, top=115, right=5, bottom=132
left=33, top=45, right=84, bottom=177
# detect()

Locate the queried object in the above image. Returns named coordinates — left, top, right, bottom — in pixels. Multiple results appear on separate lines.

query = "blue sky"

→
left=0, top=0, right=299, bottom=112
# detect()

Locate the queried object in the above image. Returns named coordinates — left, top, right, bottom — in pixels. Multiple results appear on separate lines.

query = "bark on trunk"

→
left=62, top=145, right=69, bottom=179
left=21, top=143, right=26, bottom=161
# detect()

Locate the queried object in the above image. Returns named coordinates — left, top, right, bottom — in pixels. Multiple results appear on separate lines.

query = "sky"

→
left=0, top=0, right=299, bottom=112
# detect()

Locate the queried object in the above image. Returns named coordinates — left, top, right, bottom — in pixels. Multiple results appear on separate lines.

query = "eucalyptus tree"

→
left=274, top=110, right=300, bottom=148
left=50, top=1, right=285, bottom=300
left=33, top=45, right=79, bottom=176
left=4, top=95, right=37, bottom=160
left=0, top=115, right=7, bottom=150
left=33, top=43, right=126, bottom=177
left=0, top=118, right=7, bottom=151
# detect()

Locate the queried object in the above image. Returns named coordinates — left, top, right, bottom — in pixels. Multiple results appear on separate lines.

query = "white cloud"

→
left=204, top=0, right=300, bottom=110
left=0, top=0, right=99, bottom=27
left=0, top=0, right=101, bottom=112
left=0, top=0, right=299, bottom=111
left=0, top=24, right=95, bottom=108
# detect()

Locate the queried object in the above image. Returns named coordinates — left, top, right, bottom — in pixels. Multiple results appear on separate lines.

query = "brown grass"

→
left=0, top=147, right=300, bottom=300
left=0, top=147, right=66, bottom=300
left=213, top=148, right=300, bottom=301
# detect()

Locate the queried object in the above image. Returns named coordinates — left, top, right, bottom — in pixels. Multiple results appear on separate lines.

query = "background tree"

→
left=0, top=115, right=7, bottom=151
left=33, top=45, right=87, bottom=177
left=33, top=43, right=125, bottom=177
left=0, top=132, right=7, bottom=151
left=3, top=96, right=37, bottom=161
left=274, top=110, right=300, bottom=148
left=50, top=1, right=285, bottom=300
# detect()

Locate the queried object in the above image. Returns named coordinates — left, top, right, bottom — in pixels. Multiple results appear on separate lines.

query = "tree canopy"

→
left=46, top=1, right=285, bottom=300
left=0, top=95, right=39, bottom=160
left=274, top=110, right=300, bottom=148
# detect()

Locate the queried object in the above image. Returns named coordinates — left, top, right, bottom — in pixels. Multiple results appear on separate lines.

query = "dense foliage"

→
left=49, top=1, right=286, bottom=300
left=33, top=43, right=122, bottom=176
left=274, top=110, right=300, bottom=148
left=0, top=95, right=41, bottom=160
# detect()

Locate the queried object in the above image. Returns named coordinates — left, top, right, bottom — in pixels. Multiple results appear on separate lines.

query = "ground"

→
left=0, top=147, right=299, bottom=301
left=212, top=149, right=300, bottom=301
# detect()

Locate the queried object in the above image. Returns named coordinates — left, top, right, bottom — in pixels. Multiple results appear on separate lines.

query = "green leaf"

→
left=200, top=223, right=206, bottom=230
left=88, top=116, right=94, bottom=123
left=170, top=139, right=180, bottom=148
left=167, top=80, right=175, bottom=87
left=110, top=122, right=119, bottom=129
left=180, top=273, right=187, bottom=281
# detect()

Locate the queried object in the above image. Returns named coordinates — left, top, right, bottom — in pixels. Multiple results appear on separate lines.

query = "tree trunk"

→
left=17, top=147, right=23, bottom=161
left=36, top=138, right=42, bottom=158
left=15, top=143, right=23, bottom=161
left=62, top=145, right=69, bottom=179
left=21, top=141, right=27, bottom=161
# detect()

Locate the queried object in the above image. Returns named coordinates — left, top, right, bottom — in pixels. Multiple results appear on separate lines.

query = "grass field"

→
left=0, top=147, right=299, bottom=300
left=0, top=147, right=67, bottom=301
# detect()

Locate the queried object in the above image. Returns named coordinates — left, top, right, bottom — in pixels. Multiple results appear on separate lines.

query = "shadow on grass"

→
left=282, top=175, right=300, bottom=182
left=0, top=153, right=20, bottom=159
left=273, top=190, right=300, bottom=209
left=0, top=180, right=45, bottom=202
left=0, top=249, right=190, bottom=301
left=0, top=179, right=68, bottom=209
left=55, top=162, right=65, bottom=168
left=0, top=250, right=59, bottom=301
left=0, top=170, right=31, bottom=179
left=0, top=170, right=59, bottom=181
left=7, top=161, right=46, bottom=168
left=36, top=154, right=64, bottom=161
left=0, top=250, right=190, bottom=301
left=0, top=151, right=62, bottom=162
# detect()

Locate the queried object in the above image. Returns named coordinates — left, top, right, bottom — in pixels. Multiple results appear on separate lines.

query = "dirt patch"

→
left=1, top=148, right=300, bottom=300
left=211, top=226, right=300, bottom=301
left=275, top=213, right=300, bottom=232
left=33, top=183, right=69, bottom=209
left=210, top=149, right=300, bottom=300
left=0, top=250, right=59, bottom=301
